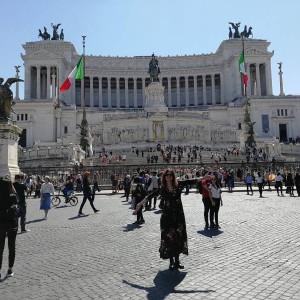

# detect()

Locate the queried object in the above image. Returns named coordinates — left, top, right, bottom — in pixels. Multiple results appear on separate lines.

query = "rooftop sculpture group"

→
left=38, top=23, right=64, bottom=41
left=228, top=22, right=253, bottom=39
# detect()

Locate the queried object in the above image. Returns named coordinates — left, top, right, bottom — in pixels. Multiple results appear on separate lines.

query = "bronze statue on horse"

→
left=148, top=54, right=160, bottom=82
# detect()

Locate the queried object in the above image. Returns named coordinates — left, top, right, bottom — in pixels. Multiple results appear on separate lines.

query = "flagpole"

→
left=82, top=35, right=86, bottom=109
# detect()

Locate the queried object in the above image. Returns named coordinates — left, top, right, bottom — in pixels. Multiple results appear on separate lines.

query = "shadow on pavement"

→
left=197, top=229, right=223, bottom=238
left=53, top=205, right=68, bottom=209
left=69, top=215, right=89, bottom=220
left=26, top=218, right=45, bottom=224
left=123, top=270, right=215, bottom=300
left=123, top=223, right=142, bottom=232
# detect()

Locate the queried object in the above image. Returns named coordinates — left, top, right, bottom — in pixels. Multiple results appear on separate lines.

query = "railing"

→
left=20, top=161, right=300, bottom=185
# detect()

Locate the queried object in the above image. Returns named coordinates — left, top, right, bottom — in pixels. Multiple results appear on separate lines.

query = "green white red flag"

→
left=239, top=52, right=248, bottom=87
left=60, top=56, right=84, bottom=92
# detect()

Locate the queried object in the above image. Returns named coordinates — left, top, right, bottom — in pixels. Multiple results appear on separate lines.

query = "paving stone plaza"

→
left=1, top=188, right=300, bottom=299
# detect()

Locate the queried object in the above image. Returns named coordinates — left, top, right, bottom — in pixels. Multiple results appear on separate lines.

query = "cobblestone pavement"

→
left=1, top=189, right=300, bottom=300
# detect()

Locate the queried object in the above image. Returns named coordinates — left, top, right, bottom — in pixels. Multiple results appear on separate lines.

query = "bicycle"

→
left=51, top=188, right=79, bottom=207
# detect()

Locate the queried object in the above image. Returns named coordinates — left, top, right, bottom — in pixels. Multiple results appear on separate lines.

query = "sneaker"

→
left=94, top=209, right=100, bottom=213
left=7, top=269, right=14, bottom=277
left=21, top=229, right=30, bottom=233
left=204, top=224, right=209, bottom=230
left=43, top=217, right=47, bottom=220
left=78, top=213, right=85, bottom=217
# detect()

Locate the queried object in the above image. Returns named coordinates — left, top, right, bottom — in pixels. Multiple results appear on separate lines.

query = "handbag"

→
left=6, top=183, right=23, bottom=219
left=6, top=204, right=23, bottom=219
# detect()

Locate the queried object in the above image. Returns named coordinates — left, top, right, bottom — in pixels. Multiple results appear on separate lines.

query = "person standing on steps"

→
left=159, top=169, right=188, bottom=270
left=78, top=172, right=99, bottom=216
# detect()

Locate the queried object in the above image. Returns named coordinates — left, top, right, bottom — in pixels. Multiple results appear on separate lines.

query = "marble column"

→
left=185, top=76, right=189, bottom=106
left=25, top=66, right=30, bottom=99
left=46, top=66, right=51, bottom=99
left=220, top=72, right=225, bottom=104
left=89, top=77, right=94, bottom=107
left=81, top=76, right=84, bottom=107
left=176, top=76, right=180, bottom=107
left=51, top=73, right=56, bottom=99
left=37, top=66, right=41, bottom=99
left=279, top=70, right=285, bottom=96
left=116, top=77, right=120, bottom=108
left=203, top=75, right=207, bottom=105
left=256, top=63, right=261, bottom=96
left=107, top=77, right=111, bottom=108
left=211, top=74, right=216, bottom=105
left=193, top=76, right=198, bottom=106
left=98, top=77, right=103, bottom=108
left=168, top=77, right=172, bottom=107
left=266, top=61, right=273, bottom=96
left=142, top=78, right=146, bottom=107
left=133, top=77, right=137, bottom=107
left=125, top=78, right=129, bottom=108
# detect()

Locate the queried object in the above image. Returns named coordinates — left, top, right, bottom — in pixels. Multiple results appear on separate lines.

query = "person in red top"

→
left=201, top=174, right=214, bottom=230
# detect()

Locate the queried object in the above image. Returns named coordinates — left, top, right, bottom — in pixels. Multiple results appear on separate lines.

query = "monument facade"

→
left=12, top=27, right=300, bottom=160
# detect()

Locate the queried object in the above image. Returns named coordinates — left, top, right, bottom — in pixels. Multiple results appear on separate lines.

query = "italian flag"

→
left=239, top=52, right=248, bottom=87
left=60, top=57, right=84, bottom=92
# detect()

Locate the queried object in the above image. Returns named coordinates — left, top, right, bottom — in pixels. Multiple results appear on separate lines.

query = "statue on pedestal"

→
left=148, top=54, right=160, bottom=82
left=0, top=77, right=24, bottom=120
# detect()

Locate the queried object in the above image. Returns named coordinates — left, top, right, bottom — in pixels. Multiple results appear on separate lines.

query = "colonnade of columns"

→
left=74, top=74, right=224, bottom=108
left=24, top=62, right=271, bottom=106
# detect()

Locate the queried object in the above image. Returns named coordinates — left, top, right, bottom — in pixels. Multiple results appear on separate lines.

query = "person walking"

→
left=40, top=176, right=55, bottom=220
left=201, top=173, right=214, bottom=230
left=132, top=177, right=147, bottom=224
left=209, top=176, right=223, bottom=229
left=0, top=178, right=18, bottom=278
left=285, top=172, right=294, bottom=196
left=256, top=172, right=264, bottom=198
left=294, top=172, right=300, bottom=197
left=244, top=172, right=253, bottom=195
left=275, top=172, right=284, bottom=196
left=78, top=172, right=99, bottom=216
left=13, top=174, right=29, bottom=233
left=159, top=169, right=188, bottom=270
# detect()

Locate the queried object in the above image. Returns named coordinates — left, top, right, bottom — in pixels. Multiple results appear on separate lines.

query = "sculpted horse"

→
left=148, top=54, right=160, bottom=82
left=51, top=23, right=61, bottom=40
left=0, top=78, right=24, bottom=119
left=38, top=27, right=50, bottom=40
left=241, top=26, right=253, bottom=38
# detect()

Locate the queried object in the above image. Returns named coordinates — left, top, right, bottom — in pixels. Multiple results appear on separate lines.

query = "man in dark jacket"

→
left=13, top=174, right=29, bottom=233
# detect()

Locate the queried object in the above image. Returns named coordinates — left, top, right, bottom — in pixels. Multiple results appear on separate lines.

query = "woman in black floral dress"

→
left=159, top=169, right=188, bottom=270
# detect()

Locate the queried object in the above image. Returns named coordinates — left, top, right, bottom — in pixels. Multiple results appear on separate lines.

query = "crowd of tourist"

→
left=1, top=162, right=300, bottom=278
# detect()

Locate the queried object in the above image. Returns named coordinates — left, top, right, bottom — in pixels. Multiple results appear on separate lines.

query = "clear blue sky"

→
left=1, top=0, right=299, bottom=97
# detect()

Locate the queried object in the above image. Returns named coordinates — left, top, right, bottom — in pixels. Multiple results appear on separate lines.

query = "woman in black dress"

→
left=0, top=178, right=18, bottom=278
left=159, top=169, right=188, bottom=270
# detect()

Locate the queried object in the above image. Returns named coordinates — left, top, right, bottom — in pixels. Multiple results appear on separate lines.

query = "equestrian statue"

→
left=148, top=54, right=160, bottom=82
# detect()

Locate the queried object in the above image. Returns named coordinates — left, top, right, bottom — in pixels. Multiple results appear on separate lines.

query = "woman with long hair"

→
left=78, top=172, right=99, bottom=216
left=159, top=169, right=188, bottom=270
left=0, top=178, right=18, bottom=278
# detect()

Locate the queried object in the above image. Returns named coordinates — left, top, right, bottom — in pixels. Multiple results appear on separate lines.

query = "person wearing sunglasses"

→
left=159, top=169, right=188, bottom=270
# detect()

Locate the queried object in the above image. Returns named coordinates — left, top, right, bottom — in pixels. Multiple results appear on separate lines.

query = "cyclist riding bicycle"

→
left=62, top=176, right=74, bottom=203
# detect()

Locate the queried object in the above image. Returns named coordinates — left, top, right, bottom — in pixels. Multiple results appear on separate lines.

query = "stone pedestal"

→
left=144, top=82, right=168, bottom=113
left=0, top=122, right=23, bottom=179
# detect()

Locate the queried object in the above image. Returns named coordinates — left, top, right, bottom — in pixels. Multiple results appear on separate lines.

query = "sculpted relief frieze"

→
left=168, top=125, right=210, bottom=142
